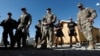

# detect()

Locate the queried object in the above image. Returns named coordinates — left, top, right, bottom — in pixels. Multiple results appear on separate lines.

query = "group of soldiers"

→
left=35, top=3, right=97, bottom=50
left=0, top=8, right=32, bottom=49
left=0, top=3, right=97, bottom=50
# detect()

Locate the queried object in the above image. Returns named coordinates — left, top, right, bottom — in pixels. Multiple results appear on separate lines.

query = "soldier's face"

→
left=8, top=15, right=12, bottom=17
left=22, top=10, right=26, bottom=13
left=47, top=10, right=51, bottom=13
left=78, top=6, right=83, bottom=10
left=39, top=21, right=41, bottom=23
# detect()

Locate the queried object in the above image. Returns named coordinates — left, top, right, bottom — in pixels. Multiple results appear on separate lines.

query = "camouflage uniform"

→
left=77, top=3, right=97, bottom=49
left=42, top=12, right=56, bottom=48
left=77, top=8, right=97, bottom=41
left=16, top=9, right=32, bottom=48
left=40, top=18, right=48, bottom=48
left=39, top=8, right=57, bottom=48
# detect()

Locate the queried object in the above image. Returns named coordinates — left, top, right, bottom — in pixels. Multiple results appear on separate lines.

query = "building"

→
left=53, top=20, right=100, bottom=44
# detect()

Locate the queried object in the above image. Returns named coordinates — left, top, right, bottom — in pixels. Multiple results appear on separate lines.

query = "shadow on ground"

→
left=0, top=47, right=100, bottom=56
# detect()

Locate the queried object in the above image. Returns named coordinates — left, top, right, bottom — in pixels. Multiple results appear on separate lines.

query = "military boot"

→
left=87, top=41, right=95, bottom=50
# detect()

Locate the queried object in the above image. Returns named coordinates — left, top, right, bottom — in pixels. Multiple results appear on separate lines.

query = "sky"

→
left=0, top=0, right=100, bottom=41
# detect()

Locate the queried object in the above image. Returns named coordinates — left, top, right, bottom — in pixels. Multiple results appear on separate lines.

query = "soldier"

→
left=35, top=20, right=42, bottom=48
left=67, top=18, right=80, bottom=48
left=77, top=3, right=97, bottom=50
left=41, top=8, right=57, bottom=48
left=54, top=20, right=64, bottom=47
left=40, top=18, right=48, bottom=48
left=0, top=12, right=17, bottom=48
left=15, top=8, right=32, bottom=48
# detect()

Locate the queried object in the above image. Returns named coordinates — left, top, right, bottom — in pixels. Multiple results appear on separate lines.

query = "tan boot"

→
left=87, top=41, right=95, bottom=50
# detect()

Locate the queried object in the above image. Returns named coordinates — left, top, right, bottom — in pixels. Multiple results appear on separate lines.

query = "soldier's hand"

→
left=78, top=25, right=82, bottom=30
left=43, top=23, right=47, bottom=25
left=88, top=17, right=94, bottom=23
left=22, top=29, right=25, bottom=32
left=47, top=22, right=51, bottom=25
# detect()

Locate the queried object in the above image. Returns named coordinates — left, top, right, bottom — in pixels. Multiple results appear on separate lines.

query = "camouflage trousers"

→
left=81, top=22, right=93, bottom=41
